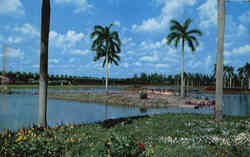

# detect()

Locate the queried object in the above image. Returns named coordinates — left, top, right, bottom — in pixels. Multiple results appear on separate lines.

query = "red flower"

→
left=138, top=143, right=145, bottom=150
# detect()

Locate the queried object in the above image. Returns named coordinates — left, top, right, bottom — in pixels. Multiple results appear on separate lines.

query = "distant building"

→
left=0, top=75, right=10, bottom=84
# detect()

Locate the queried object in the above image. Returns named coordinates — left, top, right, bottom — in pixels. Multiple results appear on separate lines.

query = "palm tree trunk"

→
left=181, top=39, right=185, bottom=97
left=248, top=78, right=250, bottom=90
left=230, top=77, right=232, bottom=88
left=216, top=0, right=225, bottom=122
left=105, top=51, right=109, bottom=94
left=38, top=0, right=50, bottom=128
left=241, top=79, right=243, bottom=89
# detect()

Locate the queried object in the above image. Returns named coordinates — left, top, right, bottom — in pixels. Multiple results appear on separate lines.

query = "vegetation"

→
left=0, top=114, right=249, bottom=157
left=167, top=18, right=202, bottom=97
left=90, top=24, right=122, bottom=93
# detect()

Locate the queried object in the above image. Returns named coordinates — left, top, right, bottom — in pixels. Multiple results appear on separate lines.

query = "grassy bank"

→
left=47, top=92, right=170, bottom=108
left=3, top=84, right=131, bottom=89
left=0, top=114, right=249, bottom=157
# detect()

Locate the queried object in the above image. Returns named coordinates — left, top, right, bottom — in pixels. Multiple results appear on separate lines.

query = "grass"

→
left=1, top=113, right=249, bottom=157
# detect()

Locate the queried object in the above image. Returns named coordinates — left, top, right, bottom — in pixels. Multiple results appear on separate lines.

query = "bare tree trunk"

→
left=181, top=39, right=185, bottom=97
left=216, top=0, right=225, bottom=122
left=38, top=0, right=50, bottom=128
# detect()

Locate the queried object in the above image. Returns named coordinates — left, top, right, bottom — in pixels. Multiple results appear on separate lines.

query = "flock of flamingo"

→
left=146, top=88, right=216, bottom=109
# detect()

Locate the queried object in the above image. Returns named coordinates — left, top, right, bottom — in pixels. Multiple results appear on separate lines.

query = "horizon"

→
left=0, top=0, right=249, bottom=78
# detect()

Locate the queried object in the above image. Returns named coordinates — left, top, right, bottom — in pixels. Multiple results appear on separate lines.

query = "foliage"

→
left=0, top=114, right=250, bottom=157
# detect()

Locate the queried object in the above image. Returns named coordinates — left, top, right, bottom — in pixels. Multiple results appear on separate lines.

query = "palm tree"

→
left=216, top=0, right=225, bottom=122
left=90, top=24, right=121, bottom=94
left=243, top=62, right=250, bottom=89
left=238, top=67, right=245, bottom=89
left=38, top=0, right=51, bottom=128
left=167, top=18, right=202, bottom=97
left=227, top=66, right=234, bottom=88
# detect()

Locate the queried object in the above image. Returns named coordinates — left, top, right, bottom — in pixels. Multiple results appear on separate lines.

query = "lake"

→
left=0, top=92, right=249, bottom=131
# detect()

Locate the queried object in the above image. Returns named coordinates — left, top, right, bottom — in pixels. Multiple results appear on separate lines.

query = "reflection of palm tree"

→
left=167, top=18, right=202, bottom=97
left=1, top=95, right=6, bottom=113
left=90, top=24, right=122, bottom=94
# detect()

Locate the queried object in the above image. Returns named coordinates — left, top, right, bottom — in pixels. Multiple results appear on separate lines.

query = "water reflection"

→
left=1, top=94, right=6, bottom=113
left=193, top=93, right=250, bottom=117
left=0, top=93, right=249, bottom=131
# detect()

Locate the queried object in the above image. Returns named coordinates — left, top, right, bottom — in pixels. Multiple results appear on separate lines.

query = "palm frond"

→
left=183, top=18, right=192, bottom=31
left=167, top=32, right=181, bottom=46
left=170, top=19, right=183, bottom=31
left=187, top=29, right=202, bottom=36
left=94, top=25, right=105, bottom=33
left=189, top=36, right=199, bottom=47
left=186, top=38, right=195, bottom=52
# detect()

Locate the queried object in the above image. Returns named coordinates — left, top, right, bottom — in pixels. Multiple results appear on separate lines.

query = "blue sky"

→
left=0, top=0, right=249, bottom=78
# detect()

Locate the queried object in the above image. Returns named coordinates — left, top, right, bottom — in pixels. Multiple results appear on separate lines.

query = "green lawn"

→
left=1, top=113, right=249, bottom=157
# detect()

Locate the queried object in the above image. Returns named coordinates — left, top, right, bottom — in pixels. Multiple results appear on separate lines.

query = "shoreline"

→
left=46, top=91, right=212, bottom=109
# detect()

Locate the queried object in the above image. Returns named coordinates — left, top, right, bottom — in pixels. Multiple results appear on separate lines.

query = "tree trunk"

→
left=216, top=0, right=225, bottom=122
left=230, top=77, right=232, bottom=88
left=248, top=78, right=250, bottom=90
left=181, top=39, right=185, bottom=97
left=241, top=79, right=243, bottom=89
left=38, top=0, right=50, bottom=128
left=105, top=51, right=109, bottom=94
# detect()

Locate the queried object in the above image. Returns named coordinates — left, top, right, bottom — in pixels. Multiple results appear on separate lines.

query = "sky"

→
left=0, top=0, right=249, bottom=78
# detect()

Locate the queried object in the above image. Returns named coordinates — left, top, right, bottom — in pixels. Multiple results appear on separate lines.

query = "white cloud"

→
left=164, top=57, right=178, bottom=63
left=55, top=0, right=93, bottom=13
left=132, top=0, right=196, bottom=32
left=198, top=0, right=217, bottom=28
left=205, top=55, right=212, bottom=66
left=155, top=64, right=169, bottom=68
left=232, top=44, right=250, bottom=55
left=71, top=49, right=90, bottom=55
left=0, top=0, right=24, bottom=16
left=0, top=47, right=24, bottom=58
left=7, top=36, right=23, bottom=44
left=238, top=24, right=247, bottom=36
left=140, top=52, right=159, bottom=62
left=14, top=24, right=39, bottom=38
left=114, top=21, right=121, bottom=27
left=224, top=45, right=250, bottom=57
left=49, top=59, right=59, bottom=64
left=50, top=30, right=84, bottom=49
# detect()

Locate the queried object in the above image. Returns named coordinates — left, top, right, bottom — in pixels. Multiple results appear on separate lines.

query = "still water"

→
left=0, top=93, right=249, bottom=131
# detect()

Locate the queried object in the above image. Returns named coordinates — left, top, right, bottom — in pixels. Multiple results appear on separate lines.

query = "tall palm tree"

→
left=90, top=24, right=121, bottom=94
left=167, top=18, right=202, bottom=97
left=238, top=67, right=245, bottom=89
left=243, top=62, right=250, bottom=89
left=38, top=0, right=51, bottom=128
left=227, top=66, right=234, bottom=88
left=216, top=0, right=225, bottom=122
